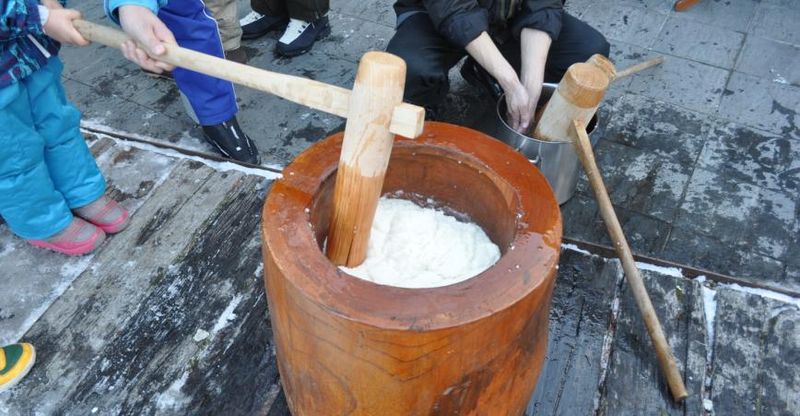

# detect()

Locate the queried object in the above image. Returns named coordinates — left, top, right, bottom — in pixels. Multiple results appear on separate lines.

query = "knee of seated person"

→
left=387, top=42, right=443, bottom=83
left=400, top=57, right=447, bottom=90
left=589, top=35, right=611, bottom=58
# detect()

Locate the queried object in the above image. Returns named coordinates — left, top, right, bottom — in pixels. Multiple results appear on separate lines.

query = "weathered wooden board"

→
left=4, top=158, right=276, bottom=414
left=526, top=250, right=621, bottom=416
left=598, top=269, right=708, bottom=415
left=712, top=287, right=800, bottom=415
left=0, top=137, right=176, bottom=346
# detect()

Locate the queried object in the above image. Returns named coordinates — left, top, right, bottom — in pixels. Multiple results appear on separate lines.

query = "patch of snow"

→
left=635, top=261, right=684, bottom=278
left=155, top=371, right=190, bottom=411
left=593, top=261, right=624, bottom=413
left=193, top=329, right=210, bottom=342
left=211, top=294, right=243, bottom=334
left=721, top=283, right=800, bottom=309
left=253, top=262, right=264, bottom=278
left=770, top=69, right=788, bottom=85
left=0, top=242, right=15, bottom=257
left=80, top=120, right=283, bottom=179
left=561, top=243, right=593, bottom=256
left=59, top=257, right=93, bottom=278
left=699, top=276, right=718, bottom=408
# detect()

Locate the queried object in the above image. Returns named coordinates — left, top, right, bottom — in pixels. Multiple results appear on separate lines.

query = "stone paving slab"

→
left=662, top=223, right=788, bottom=289
left=580, top=138, right=693, bottom=222
left=748, top=4, right=800, bottom=45
left=671, top=0, right=758, bottom=31
left=735, top=36, right=800, bottom=86
left=626, top=54, right=729, bottom=115
left=582, top=3, right=668, bottom=49
left=718, top=72, right=800, bottom=139
left=652, top=14, right=745, bottom=69
left=603, top=94, right=711, bottom=162
left=332, top=0, right=395, bottom=28
left=697, top=121, right=800, bottom=196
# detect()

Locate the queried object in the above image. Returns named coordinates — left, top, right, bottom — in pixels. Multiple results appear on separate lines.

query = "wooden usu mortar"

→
left=262, top=122, right=562, bottom=415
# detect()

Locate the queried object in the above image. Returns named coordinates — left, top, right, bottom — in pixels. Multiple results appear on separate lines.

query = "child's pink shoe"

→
left=28, top=218, right=106, bottom=256
left=73, top=195, right=130, bottom=234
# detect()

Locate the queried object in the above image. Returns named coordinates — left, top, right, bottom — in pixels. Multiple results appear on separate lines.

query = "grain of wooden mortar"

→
left=262, top=122, right=562, bottom=415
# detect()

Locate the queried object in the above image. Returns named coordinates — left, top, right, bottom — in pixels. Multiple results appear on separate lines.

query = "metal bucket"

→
left=494, top=83, right=597, bottom=205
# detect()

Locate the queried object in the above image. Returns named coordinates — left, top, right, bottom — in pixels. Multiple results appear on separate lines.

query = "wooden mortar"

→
left=262, top=122, right=562, bottom=415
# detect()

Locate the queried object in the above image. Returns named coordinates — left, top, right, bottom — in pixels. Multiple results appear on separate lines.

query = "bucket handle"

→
left=521, top=141, right=544, bottom=166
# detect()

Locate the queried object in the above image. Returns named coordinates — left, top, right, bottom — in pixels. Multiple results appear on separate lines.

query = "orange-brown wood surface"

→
left=674, top=0, right=700, bottom=12
left=262, top=122, right=562, bottom=415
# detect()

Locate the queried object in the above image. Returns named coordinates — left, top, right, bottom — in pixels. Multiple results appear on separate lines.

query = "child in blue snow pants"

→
left=0, top=1, right=130, bottom=257
left=0, top=0, right=133, bottom=394
left=104, top=0, right=261, bottom=163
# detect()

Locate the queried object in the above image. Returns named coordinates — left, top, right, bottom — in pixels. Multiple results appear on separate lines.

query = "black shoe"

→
left=240, top=11, right=289, bottom=40
left=276, top=16, right=330, bottom=57
left=201, top=117, right=261, bottom=164
left=224, top=47, right=248, bottom=64
left=459, top=57, right=503, bottom=101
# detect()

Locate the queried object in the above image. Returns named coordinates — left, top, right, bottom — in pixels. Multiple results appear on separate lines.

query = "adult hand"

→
left=43, top=8, right=90, bottom=46
left=503, top=80, right=534, bottom=133
left=118, top=5, right=176, bottom=73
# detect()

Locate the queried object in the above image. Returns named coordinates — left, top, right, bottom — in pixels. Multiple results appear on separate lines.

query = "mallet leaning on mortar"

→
left=534, top=59, right=689, bottom=402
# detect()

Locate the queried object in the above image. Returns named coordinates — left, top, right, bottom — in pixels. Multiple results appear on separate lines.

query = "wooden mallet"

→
left=324, top=52, right=407, bottom=266
left=587, top=53, right=665, bottom=83
left=72, top=20, right=424, bottom=140
left=73, top=21, right=424, bottom=268
left=534, top=62, right=689, bottom=402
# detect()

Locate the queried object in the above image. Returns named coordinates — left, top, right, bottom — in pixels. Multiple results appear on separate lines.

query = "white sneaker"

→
left=276, top=16, right=329, bottom=57
left=240, top=11, right=288, bottom=40
left=239, top=11, right=264, bottom=26
left=279, top=18, right=311, bottom=45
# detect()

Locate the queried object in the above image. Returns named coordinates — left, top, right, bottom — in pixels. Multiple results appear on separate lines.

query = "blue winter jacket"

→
left=0, top=0, right=64, bottom=88
left=104, top=0, right=167, bottom=24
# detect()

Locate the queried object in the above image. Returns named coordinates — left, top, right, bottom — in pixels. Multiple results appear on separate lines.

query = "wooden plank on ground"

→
left=0, top=140, right=176, bottom=346
left=598, top=269, right=707, bottom=415
left=3, top=160, right=249, bottom=413
left=711, top=287, right=800, bottom=415
left=527, top=249, right=621, bottom=416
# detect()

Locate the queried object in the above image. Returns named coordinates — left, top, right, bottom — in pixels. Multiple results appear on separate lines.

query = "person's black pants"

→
left=386, top=12, right=610, bottom=108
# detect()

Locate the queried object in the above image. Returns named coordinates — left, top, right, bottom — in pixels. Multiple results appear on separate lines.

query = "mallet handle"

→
left=571, top=119, right=689, bottom=402
left=73, top=20, right=423, bottom=138
left=615, top=56, right=664, bottom=80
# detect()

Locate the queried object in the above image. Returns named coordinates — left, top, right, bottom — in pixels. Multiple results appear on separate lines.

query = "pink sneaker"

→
left=28, top=217, right=106, bottom=256
left=73, top=195, right=130, bottom=234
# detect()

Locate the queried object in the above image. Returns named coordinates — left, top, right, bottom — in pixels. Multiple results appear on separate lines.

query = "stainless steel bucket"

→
left=493, top=83, right=597, bottom=205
